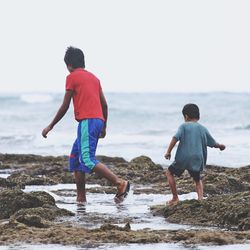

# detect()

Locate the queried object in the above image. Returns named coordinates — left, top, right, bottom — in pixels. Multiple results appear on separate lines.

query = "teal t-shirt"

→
left=171, top=122, right=216, bottom=172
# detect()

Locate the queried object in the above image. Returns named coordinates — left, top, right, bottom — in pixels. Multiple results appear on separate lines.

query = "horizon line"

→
left=1, top=90, right=250, bottom=95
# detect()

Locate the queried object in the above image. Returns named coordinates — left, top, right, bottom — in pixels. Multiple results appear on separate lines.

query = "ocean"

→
left=0, top=92, right=250, bottom=168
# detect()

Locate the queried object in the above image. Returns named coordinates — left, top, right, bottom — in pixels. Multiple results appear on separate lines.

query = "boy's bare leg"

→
left=93, top=162, right=128, bottom=194
left=74, top=171, right=86, bottom=203
left=195, top=180, right=203, bottom=200
left=166, top=170, right=179, bottom=205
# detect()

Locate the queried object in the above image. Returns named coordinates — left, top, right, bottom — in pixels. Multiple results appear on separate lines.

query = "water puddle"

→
left=0, top=176, right=248, bottom=249
left=24, top=183, right=202, bottom=231
left=0, top=169, right=16, bottom=178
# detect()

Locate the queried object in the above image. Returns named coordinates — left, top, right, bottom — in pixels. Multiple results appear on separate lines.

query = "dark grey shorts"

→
left=168, top=165, right=201, bottom=181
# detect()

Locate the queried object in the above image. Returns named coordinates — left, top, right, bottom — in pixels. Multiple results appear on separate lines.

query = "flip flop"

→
left=114, top=181, right=130, bottom=203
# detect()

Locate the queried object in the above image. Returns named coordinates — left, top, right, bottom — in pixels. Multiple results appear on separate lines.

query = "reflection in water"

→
left=24, top=183, right=199, bottom=231
left=0, top=180, right=245, bottom=250
left=76, top=203, right=87, bottom=215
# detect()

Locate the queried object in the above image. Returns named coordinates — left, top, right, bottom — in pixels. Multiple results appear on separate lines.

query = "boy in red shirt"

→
left=42, top=46, right=130, bottom=203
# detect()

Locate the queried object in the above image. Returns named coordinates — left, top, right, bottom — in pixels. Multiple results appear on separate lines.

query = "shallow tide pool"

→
left=0, top=172, right=248, bottom=249
left=24, top=183, right=199, bottom=230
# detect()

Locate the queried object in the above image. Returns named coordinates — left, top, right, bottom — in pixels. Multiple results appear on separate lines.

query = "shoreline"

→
left=0, top=153, right=249, bottom=247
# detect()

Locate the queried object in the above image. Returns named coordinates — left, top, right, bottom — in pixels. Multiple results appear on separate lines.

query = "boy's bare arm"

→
left=214, top=143, right=226, bottom=151
left=165, top=137, right=178, bottom=160
left=99, top=89, right=108, bottom=138
left=42, top=90, right=73, bottom=138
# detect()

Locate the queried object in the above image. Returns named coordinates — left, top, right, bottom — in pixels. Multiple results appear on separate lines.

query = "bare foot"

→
left=77, top=200, right=87, bottom=205
left=76, top=195, right=86, bottom=203
left=166, top=198, right=179, bottom=207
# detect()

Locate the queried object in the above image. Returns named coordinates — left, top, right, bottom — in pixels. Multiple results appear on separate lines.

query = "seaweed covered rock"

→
left=0, top=177, right=22, bottom=189
left=0, top=188, right=74, bottom=228
left=28, top=191, right=56, bottom=206
left=7, top=173, right=57, bottom=186
left=87, top=155, right=165, bottom=185
left=12, top=206, right=74, bottom=228
left=96, top=155, right=128, bottom=166
left=203, top=173, right=249, bottom=195
left=203, top=165, right=250, bottom=195
left=0, top=189, right=43, bottom=219
left=0, top=189, right=56, bottom=219
left=117, top=156, right=165, bottom=184
left=0, top=153, right=68, bottom=165
left=153, top=191, right=250, bottom=230
left=0, top=154, right=74, bottom=185
left=129, top=156, right=163, bottom=171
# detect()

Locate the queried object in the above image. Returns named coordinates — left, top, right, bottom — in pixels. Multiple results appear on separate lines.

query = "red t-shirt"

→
left=65, top=68, right=105, bottom=121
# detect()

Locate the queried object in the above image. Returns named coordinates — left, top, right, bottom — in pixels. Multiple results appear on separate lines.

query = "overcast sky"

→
left=0, top=0, right=249, bottom=93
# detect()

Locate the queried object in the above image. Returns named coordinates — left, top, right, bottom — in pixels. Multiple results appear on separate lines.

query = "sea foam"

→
left=20, top=93, right=53, bottom=103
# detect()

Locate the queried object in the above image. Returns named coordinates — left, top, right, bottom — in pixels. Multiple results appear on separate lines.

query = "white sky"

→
left=0, top=0, right=249, bottom=93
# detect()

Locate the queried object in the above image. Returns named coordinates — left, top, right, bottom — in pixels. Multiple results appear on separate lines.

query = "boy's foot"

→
left=114, top=181, right=130, bottom=203
left=76, top=201, right=87, bottom=205
left=166, top=198, right=179, bottom=207
left=76, top=197, right=86, bottom=203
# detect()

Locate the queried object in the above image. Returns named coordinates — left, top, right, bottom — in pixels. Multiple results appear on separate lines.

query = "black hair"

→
left=182, top=103, right=200, bottom=119
left=64, top=46, right=85, bottom=69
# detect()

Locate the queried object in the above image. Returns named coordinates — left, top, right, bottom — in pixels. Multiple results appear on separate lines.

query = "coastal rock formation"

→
left=0, top=189, right=50, bottom=219
left=0, top=153, right=250, bottom=247
left=12, top=206, right=74, bottom=228
left=1, top=154, right=250, bottom=196
left=0, top=222, right=249, bottom=246
left=96, top=155, right=128, bottom=165
left=109, top=155, right=166, bottom=184
left=0, top=188, right=74, bottom=227
left=7, top=173, right=57, bottom=186
left=0, top=177, right=22, bottom=188
left=80, top=155, right=165, bottom=186
left=151, top=191, right=250, bottom=231
left=203, top=165, right=250, bottom=195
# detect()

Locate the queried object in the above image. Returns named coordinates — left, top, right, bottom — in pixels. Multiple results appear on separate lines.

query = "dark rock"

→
left=0, top=188, right=74, bottom=228
left=152, top=191, right=250, bottom=231
left=0, top=189, right=43, bottom=219
left=0, top=177, right=21, bottom=188
left=0, top=153, right=68, bottom=165
left=96, top=155, right=127, bottom=166
left=14, top=214, right=49, bottom=228
left=1, top=153, right=249, bottom=196
left=203, top=165, right=250, bottom=195
left=0, top=161, right=12, bottom=170
left=0, top=189, right=58, bottom=219
left=129, top=155, right=163, bottom=171
left=104, top=155, right=166, bottom=185
left=7, top=173, right=57, bottom=186
left=99, top=222, right=131, bottom=231
left=29, top=191, right=56, bottom=206
left=12, top=206, right=74, bottom=228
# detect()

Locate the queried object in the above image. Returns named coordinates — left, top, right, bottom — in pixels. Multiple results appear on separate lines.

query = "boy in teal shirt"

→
left=165, top=103, right=225, bottom=206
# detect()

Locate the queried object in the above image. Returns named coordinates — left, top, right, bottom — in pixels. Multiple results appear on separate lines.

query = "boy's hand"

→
left=99, top=127, right=106, bottom=139
left=42, top=125, right=53, bottom=138
left=219, top=144, right=226, bottom=151
left=164, top=153, right=171, bottom=160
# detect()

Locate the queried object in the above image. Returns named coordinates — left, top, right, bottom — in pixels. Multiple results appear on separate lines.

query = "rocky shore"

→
left=0, top=153, right=249, bottom=247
